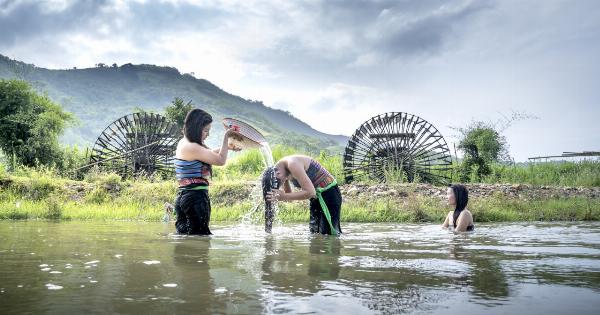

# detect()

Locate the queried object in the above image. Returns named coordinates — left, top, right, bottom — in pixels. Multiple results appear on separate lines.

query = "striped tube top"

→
left=175, top=158, right=212, bottom=186
left=291, top=159, right=335, bottom=189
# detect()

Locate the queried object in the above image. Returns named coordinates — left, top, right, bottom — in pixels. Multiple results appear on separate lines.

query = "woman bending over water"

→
left=265, top=155, right=342, bottom=235
left=442, top=184, right=474, bottom=232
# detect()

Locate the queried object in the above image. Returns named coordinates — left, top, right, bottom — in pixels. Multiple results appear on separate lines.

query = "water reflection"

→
left=448, top=241, right=510, bottom=303
left=308, top=236, right=342, bottom=281
left=261, top=235, right=342, bottom=295
left=169, top=238, right=228, bottom=314
left=1, top=222, right=600, bottom=315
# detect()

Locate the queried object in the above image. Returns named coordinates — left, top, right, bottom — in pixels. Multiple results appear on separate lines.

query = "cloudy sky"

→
left=1, top=0, right=599, bottom=161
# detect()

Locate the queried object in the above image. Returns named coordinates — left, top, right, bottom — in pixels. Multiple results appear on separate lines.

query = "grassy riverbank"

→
left=1, top=167, right=599, bottom=222
left=213, top=148, right=600, bottom=187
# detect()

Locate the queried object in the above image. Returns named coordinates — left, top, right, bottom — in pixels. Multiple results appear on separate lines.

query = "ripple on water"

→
left=45, top=284, right=63, bottom=290
left=339, top=256, right=470, bottom=277
left=143, top=260, right=160, bottom=265
left=214, top=287, right=228, bottom=294
left=465, top=245, right=600, bottom=256
left=84, top=260, right=100, bottom=265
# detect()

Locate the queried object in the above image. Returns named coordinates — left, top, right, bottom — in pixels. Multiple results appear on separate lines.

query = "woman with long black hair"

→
left=442, top=184, right=474, bottom=232
left=265, top=155, right=342, bottom=235
left=174, top=108, right=240, bottom=235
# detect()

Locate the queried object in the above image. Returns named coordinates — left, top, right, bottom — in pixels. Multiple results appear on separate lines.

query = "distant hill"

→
left=0, top=54, right=348, bottom=153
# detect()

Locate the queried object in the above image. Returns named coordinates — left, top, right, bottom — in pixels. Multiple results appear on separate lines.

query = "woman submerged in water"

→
left=442, top=184, right=474, bottom=232
left=265, top=155, right=342, bottom=235
left=174, top=108, right=241, bottom=235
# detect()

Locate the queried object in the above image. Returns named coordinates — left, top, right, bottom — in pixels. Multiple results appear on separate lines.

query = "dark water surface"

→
left=1, top=221, right=599, bottom=314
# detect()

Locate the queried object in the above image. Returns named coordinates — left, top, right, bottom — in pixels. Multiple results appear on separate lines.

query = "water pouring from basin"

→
left=222, top=118, right=278, bottom=232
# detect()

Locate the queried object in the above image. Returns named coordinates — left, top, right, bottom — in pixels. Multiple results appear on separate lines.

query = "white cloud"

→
left=1, top=0, right=599, bottom=161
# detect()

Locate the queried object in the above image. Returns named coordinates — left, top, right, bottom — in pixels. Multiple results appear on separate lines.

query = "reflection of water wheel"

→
left=89, top=112, right=180, bottom=177
left=343, top=112, right=452, bottom=184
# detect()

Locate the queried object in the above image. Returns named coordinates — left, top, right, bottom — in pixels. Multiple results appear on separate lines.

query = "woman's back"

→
left=445, top=210, right=474, bottom=232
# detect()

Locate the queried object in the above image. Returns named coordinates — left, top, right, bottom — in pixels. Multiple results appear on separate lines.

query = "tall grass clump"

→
left=480, top=160, right=600, bottom=187
left=44, top=195, right=63, bottom=219
left=212, top=144, right=345, bottom=182
left=8, top=166, right=65, bottom=200
left=214, top=149, right=265, bottom=181
left=317, top=151, right=343, bottom=183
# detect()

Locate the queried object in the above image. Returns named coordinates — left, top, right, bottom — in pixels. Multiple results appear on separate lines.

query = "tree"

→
left=0, top=79, right=74, bottom=167
left=453, top=111, right=536, bottom=182
left=165, top=97, right=194, bottom=130
left=455, top=121, right=509, bottom=182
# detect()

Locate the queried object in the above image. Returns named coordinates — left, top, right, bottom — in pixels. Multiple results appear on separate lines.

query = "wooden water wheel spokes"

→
left=89, top=112, right=180, bottom=178
left=343, top=112, right=452, bottom=184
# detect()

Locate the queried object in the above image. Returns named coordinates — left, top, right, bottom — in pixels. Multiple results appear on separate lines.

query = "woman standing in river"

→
left=173, top=108, right=240, bottom=235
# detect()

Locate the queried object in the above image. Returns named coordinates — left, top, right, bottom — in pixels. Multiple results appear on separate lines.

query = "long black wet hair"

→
left=450, top=184, right=469, bottom=227
left=261, top=167, right=280, bottom=199
left=183, top=108, right=212, bottom=147
left=262, top=166, right=280, bottom=233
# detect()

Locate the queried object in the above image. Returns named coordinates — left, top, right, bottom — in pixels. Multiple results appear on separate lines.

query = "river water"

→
left=0, top=221, right=599, bottom=314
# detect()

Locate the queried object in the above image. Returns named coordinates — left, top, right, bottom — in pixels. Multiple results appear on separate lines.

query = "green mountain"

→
left=0, top=54, right=348, bottom=153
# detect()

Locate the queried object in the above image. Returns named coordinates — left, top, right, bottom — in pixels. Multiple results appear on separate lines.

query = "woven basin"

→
left=222, top=118, right=267, bottom=149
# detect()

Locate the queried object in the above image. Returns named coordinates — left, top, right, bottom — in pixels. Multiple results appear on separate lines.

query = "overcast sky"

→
left=1, top=0, right=599, bottom=161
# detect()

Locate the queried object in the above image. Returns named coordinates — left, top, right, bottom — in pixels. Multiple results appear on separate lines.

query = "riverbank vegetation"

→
left=1, top=79, right=599, bottom=223
left=1, top=159, right=599, bottom=223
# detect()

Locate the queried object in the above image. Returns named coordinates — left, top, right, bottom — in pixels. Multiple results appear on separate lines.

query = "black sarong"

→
left=174, top=188, right=212, bottom=235
left=309, top=185, right=342, bottom=235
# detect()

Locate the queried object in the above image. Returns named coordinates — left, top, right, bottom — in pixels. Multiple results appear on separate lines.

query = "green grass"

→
left=1, top=169, right=599, bottom=222
left=215, top=147, right=600, bottom=187
left=1, top=150, right=599, bottom=222
left=480, top=161, right=600, bottom=187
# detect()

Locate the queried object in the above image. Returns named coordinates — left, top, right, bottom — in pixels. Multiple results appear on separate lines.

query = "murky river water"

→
left=0, top=221, right=599, bottom=314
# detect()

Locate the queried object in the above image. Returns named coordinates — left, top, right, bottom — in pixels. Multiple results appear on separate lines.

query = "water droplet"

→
left=41, top=268, right=51, bottom=272
left=39, top=264, right=48, bottom=267
left=84, top=260, right=100, bottom=265
left=162, top=283, right=177, bottom=288
left=49, top=271, right=62, bottom=274
left=115, top=254, right=123, bottom=258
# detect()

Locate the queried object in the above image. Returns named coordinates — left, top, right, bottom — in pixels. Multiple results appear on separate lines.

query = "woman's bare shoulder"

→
left=177, top=140, right=208, bottom=159
left=288, top=155, right=312, bottom=167
left=461, top=209, right=473, bottom=218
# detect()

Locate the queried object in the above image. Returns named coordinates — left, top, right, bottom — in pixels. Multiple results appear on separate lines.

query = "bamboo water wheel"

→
left=343, top=112, right=452, bottom=185
left=89, top=112, right=180, bottom=177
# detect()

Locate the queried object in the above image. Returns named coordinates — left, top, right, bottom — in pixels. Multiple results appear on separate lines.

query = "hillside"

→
left=0, top=54, right=348, bottom=152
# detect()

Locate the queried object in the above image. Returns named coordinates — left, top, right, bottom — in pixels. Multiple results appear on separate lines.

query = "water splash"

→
left=259, top=141, right=274, bottom=167
left=240, top=141, right=280, bottom=232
